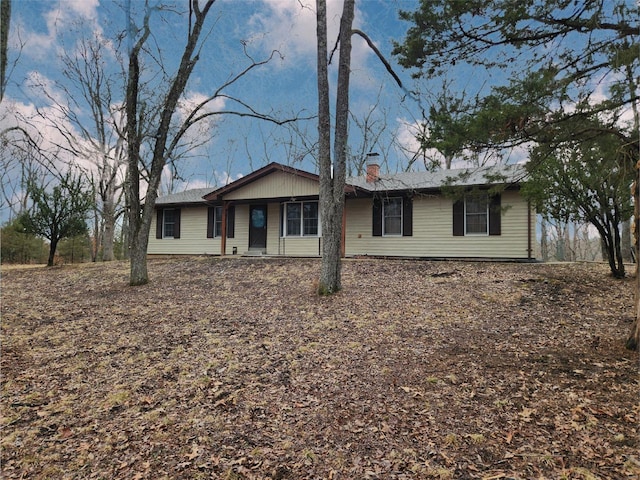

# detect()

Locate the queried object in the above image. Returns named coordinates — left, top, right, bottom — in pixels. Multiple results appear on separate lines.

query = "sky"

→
left=3, top=0, right=627, bottom=220
left=2, top=0, right=446, bottom=200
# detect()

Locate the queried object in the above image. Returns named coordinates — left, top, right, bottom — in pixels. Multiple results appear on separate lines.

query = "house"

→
left=148, top=162, right=535, bottom=260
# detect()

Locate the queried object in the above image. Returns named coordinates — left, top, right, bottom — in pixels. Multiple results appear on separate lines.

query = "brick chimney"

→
left=366, top=163, right=380, bottom=183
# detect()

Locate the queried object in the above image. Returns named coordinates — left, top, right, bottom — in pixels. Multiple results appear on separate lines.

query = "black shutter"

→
left=156, top=209, right=163, bottom=239
left=453, top=199, right=464, bottom=236
left=207, top=207, right=214, bottom=238
left=489, top=194, right=501, bottom=236
left=372, top=197, right=382, bottom=236
left=173, top=208, right=181, bottom=239
left=402, top=196, right=413, bottom=237
left=279, top=203, right=284, bottom=237
left=226, top=205, right=235, bottom=238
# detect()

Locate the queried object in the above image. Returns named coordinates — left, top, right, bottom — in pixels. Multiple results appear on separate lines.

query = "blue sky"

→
left=1, top=0, right=532, bottom=220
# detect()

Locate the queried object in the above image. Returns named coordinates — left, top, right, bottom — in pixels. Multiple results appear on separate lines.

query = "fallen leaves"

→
left=1, top=258, right=637, bottom=479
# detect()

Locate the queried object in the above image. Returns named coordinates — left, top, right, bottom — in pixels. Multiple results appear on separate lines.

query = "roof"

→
left=346, top=164, right=527, bottom=193
left=203, top=162, right=320, bottom=201
left=154, top=163, right=527, bottom=206
left=154, top=187, right=215, bottom=206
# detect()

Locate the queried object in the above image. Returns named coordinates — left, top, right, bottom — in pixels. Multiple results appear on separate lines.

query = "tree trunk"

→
left=91, top=209, right=100, bottom=262
left=121, top=208, right=130, bottom=260
left=316, top=0, right=354, bottom=295
left=102, top=196, right=115, bottom=261
left=125, top=0, right=215, bottom=286
left=47, top=239, right=57, bottom=267
left=555, top=223, right=565, bottom=261
left=621, top=219, right=632, bottom=263
left=540, top=218, right=548, bottom=261
left=129, top=227, right=149, bottom=285
left=626, top=169, right=640, bottom=350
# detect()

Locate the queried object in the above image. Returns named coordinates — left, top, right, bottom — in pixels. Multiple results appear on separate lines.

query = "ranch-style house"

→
left=148, top=162, right=535, bottom=260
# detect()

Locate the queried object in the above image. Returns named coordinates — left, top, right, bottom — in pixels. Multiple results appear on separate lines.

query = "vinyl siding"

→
left=224, top=171, right=319, bottom=201
left=148, top=191, right=532, bottom=259
left=269, top=203, right=321, bottom=256
left=148, top=206, right=221, bottom=255
left=344, top=191, right=532, bottom=259
left=276, top=237, right=323, bottom=256
left=222, top=204, right=247, bottom=255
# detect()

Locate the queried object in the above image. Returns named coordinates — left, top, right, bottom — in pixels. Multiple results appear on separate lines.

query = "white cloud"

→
left=18, top=0, right=101, bottom=61
left=171, top=171, right=243, bottom=194
left=248, top=0, right=372, bottom=83
left=178, top=92, right=227, bottom=124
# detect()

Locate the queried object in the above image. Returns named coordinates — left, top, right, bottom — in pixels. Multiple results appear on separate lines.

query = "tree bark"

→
left=47, top=239, right=57, bottom=267
left=621, top=219, right=632, bottom=263
left=0, top=0, right=10, bottom=103
left=102, top=196, right=115, bottom=261
left=317, top=0, right=355, bottom=295
left=626, top=168, right=640, bottom=350
left=126, top=0, right=215, bottom=286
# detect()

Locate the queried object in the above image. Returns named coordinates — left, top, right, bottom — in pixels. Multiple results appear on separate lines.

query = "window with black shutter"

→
left=373, top=196, right=412, bottom=237
left=207, top=205, right=235, bottom=238
left=453, top=194, right=501, bottom=236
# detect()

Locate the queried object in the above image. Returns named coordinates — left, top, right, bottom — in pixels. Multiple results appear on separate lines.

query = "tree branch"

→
left=351, top=29, right=403, bottom=89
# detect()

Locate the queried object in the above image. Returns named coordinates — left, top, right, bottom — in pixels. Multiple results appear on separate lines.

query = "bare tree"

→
left=316, top=0, right=354, bottom=294
left=316, top=0, right=404, bottom=293
left=348, top=87, right=393, bottom=176
left=125, top=0, right=297, bottom=285
left=0, top=0, right=10, bottom=103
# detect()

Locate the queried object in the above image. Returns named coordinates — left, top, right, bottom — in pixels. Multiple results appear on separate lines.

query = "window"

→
left=383, top=197, right=403, bottom=236
left=465, top=196, right=488, bottom=234
left=286, top=203, right=301, bottom=236
left=283, top=201, right=320, bottom=237
left=303, top=202, right=319, bottom=236
left=207, top=205, right=235, bottom=238
left=453, top=194, right=501, bottom=236
left=163, top=209, right=176, bottom=237
left=214, top=206, right=223, bottom=237
left=156, top=208, right=181, bottom=239
left=372, top=196, right=412, bottom=237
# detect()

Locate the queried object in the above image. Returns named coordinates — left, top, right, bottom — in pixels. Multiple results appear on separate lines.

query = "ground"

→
left=1, top=257, right=638, bottom=479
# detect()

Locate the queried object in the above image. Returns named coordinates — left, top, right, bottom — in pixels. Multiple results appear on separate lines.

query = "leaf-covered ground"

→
left=1, top=257, right=638, bottom=479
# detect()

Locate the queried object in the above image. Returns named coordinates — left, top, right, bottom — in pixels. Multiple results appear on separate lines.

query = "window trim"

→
left=282, top=201, right=321, bottom=238
left=382, top=197, right=403, bottom=237
left=163, top=208, right=176, bottom=238
left=453, top=193, right=501, bottom=237
left=207, top=205, right=235, bottom=239
left=213, top=205, right=223, bottom=237
left=464, top=195, right=489, bottom=236
left=373, top=196, right=412, bottom=237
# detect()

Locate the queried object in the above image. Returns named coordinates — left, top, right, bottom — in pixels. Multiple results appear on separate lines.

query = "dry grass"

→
left=1, top=257, right=638, bottom=479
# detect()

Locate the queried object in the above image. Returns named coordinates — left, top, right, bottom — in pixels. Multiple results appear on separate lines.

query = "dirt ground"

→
left=1, top=257, right=638, bottom=479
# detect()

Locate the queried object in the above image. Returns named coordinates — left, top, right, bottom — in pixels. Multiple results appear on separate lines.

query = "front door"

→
left=249, top=204, right=267, bottom=250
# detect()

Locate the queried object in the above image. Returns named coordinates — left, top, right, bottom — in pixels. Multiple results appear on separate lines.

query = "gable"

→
left=222, top=170, right=319, bottom=201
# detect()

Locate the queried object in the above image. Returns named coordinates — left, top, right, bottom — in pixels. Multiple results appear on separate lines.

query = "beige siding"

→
left=148, top=191, right=533, bottom=259
left=223, top=204, right=248, bottom=255
left=148, top=206, right=221, bottom=255
left=220, top=203, right=321, bottom=256
left=277, top=237, right=323, bottom=256
left=224, top=171, right=319, bottom=201
left=344, top=191, right=532, bottom=259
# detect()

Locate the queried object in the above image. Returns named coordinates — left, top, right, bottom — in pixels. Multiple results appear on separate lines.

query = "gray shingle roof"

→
left=154, top=164, right=527, bottom=205
left=346, top=164, right=526, bottom=192
left=154, top=187, right=214, bottom=205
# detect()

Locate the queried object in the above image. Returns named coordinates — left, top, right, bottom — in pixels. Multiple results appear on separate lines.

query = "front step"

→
left=243, top=249, right=267, bottom=256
